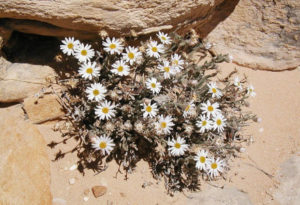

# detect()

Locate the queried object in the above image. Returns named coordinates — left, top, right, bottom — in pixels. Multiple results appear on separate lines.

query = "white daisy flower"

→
left=157, top=31, right=171, bottom=45
left=102, top=37, right=124, bottom=55
left=167, top=136, right=189, bottom=156
left=196, top=115, right=213, bottom=133
left=155, top=115, right=175, bottom=135
left=247, top=85, right=256, bottom=97
left=171, top=53, right=184, bottom=72
left=200, top=101, right=221, bottom=118
left=158, top=61, right=175, bottom=79
left=234, top=76, right=243, bottom=90
left=207, top=82, right=222, bottom=99
left=85, top=83, right=107, bottom=102
left=207, top=157, right=226, bottom=178
left=122, top=46, right=142, bottom=65
left=183, top=101, right=195, bottom=118
left=74, top=43, right=95, bottom=62
left=194, top=150, right=209, bottom=170
left=78, top=61, right=100, bottom=80
left=142, top=102, right=158, bottom=118
left=95, top=100, right=117, bottom=120
left=146, top=78, right=162, bottom=94
left=212, top=114, right=227, bottom=133
left=92, top=135, right=115, bottom=155
left=111, top=60, right=130, bottom=76
left=146, top=40, right=164, bottom=58
left=60, top=37, right=80, bottom=56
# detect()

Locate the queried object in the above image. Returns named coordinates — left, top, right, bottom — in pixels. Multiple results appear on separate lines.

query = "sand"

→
left=36, top=63, right=300, bottom=205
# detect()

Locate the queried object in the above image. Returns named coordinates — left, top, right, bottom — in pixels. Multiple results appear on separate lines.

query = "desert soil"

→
left=36, top=63, right=300, bottom=205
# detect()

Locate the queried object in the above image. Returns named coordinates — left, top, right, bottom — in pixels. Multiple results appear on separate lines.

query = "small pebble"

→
left=83, top=197, right=89, bottom=202
left=239, top=147, right=246, bottom=153
left=92, top=185, right=107, bottom=198
left=259, top=127, right=264, bottom=133
left=69, top=164, right=77, bottom=171
left=69, top=178, right=75, bottom=185
left=257, top=118, right=262, bottom=123
left=84, top=189, right=90, bottom=196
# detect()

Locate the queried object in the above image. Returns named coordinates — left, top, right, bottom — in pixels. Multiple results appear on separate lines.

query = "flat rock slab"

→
left=0, top=0, right=239, bottom=39
left=0, top=105, right=52, bottom=204
left=186, top=186, right=252, bottom=205
left=23, top=94, right=64, bottom=124
left=206, top=0, right=300, bottom=71
left=273, top=153, right=300, bottom=205
left=0, top=62, right=55, bottom=103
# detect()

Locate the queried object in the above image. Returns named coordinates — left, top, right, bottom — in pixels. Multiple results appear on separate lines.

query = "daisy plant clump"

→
left=54, top=31, right=256, bottom=194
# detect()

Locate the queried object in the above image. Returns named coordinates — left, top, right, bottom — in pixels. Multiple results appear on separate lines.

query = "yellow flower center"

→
left=86, top=68, right=93, bottom=74
left=128, top=52, right=134, bottom=59
left=212, top=88, right=217, bottom=93
left=211, top=163, right=218, bottom=169
left=102, top=107, right=109, bottom=114
left=99, top=141, right=107, bottom=149
left=208, top=106, right=214, bottom=112
left=93, top=89, right=99, bottom=96
left=117, top=66, right=124, bottom=72
left=174, top=142, right=181, bottom=149
left=109, top=43, right=116, bottom=49
left=152, top=47, right=158, bottom=52
left=185, top=105, right=190, bottom=112
left=161, top=122, right=167, bottom=128
left=151, top=83, right=156, bottom=88
left=249, top=89, right=253, bottom=92
left=216, top=119, right=222, bottom=126
left=146, top=106, right=152, bottom=112
left=161, top=36, right=166, bottom=41
left=173, top=60, right=178, bottom=65
left=164, top=67, right=170, bottom=73
left=200, top=156, right=206, bottom=163
left=202, top=121, right=207, bottom=126
left=81, top=49, right=87, bottom=56
left=67, top=43, right=73, bottom=49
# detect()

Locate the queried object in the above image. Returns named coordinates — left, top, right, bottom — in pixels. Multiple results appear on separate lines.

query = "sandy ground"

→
left=36, top=63, right=300, bottom=205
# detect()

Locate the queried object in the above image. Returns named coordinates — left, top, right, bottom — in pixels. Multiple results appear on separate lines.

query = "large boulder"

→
left=206, top=0, right=300, bottom=71
left=0, top=0, right=239, bottom=39
left=0, top=105, right=52, bottom=205
left=0, top=62, right=56, bottom=103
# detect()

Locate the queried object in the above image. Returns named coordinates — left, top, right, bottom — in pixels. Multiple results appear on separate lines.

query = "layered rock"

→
left=0, top=0, right=239, bottom=39
left=0, top=105, right=52, bottom=204
left=206, top=0, right=300, bottom=71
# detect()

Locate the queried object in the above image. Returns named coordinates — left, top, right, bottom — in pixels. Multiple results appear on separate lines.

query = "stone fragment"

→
left=92, top=186, right=107, bottom=198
